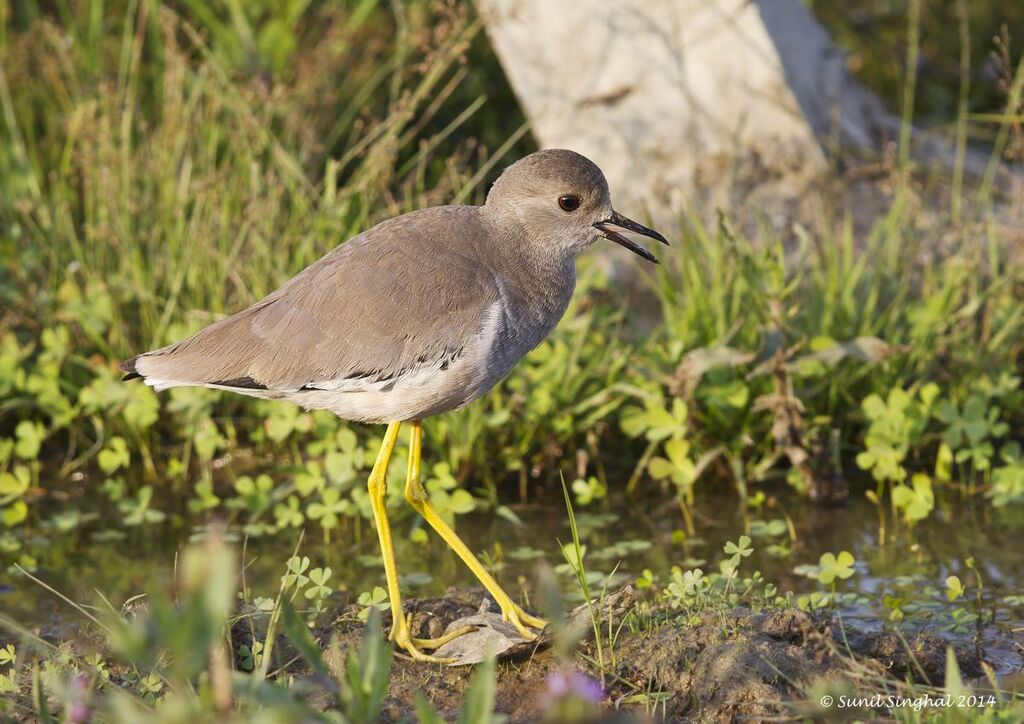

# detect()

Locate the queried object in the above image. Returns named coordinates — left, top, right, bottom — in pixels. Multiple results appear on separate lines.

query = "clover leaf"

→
left=817, top=551, right=855, bottom=585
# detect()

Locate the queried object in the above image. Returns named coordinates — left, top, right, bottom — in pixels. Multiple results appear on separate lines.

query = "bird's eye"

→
left=558, top=194, right=580, bottom=212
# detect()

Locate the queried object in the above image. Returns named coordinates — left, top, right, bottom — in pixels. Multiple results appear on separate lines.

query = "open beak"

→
left=593, top=211, right=669, bottom=264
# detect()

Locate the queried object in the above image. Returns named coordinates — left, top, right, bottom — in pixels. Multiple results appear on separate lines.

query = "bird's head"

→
left=483, top=148, right=668, bottom=263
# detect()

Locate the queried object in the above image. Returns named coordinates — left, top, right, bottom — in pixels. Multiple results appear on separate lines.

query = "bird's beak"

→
left=593, top=211, right=669, bottom=264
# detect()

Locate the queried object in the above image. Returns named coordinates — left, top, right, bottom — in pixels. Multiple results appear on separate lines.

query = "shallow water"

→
left=3, top=484, right=1022, bottom=674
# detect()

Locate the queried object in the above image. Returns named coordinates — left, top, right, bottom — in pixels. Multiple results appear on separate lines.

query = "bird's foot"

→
left=500, top=601, right=548, bottom=641
left=390, top=616, right=475, bottom=663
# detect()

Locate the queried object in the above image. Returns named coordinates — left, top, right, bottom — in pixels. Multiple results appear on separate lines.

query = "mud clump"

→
left=846, top=628, right=982, bottom=683
left=614, top=608, right=834, bottom=721
left=613, top=607, right=983, bottom=721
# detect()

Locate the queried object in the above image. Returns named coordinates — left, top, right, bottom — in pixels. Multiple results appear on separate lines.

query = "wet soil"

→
left=246, top=585, right=999, bottom=723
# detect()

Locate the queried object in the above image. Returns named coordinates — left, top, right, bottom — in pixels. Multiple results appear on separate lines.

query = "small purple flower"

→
left=543, top=668, right=604, bottom=704
left=68, top=675, right=92, bottom=724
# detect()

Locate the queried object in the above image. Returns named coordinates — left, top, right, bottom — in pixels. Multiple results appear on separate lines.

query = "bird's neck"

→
left=478, top=208, right=578, bottom=315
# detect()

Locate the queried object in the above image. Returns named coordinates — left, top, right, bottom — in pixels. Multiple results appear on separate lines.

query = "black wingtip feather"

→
left=120, top=356, right=142, bottom=381
left=211, top=375, right=267, bottom=390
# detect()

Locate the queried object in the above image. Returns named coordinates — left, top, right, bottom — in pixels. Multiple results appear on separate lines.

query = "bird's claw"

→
left=391, top=615, right=475, bottom=663
left=501, top=603, right=548, bottom=641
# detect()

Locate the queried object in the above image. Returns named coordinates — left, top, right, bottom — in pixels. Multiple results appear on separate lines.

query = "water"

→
left=3, top=487, right=1022, bottom=674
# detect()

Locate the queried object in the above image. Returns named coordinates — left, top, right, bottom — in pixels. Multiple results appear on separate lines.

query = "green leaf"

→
left=193, top=419, right=225, bottom=461
left=341, top=608, right=392, bottom=721
left=619, top=406, right=649, bottom=438
left=274, top=496, right=304, bottom=528
left=33, top=666, right=54, bottom=724
left=414, top=693, right=447, bottom=724
left=945, top=575, right=965, bottom=602
left=723, top=535, right=752, bottom=558
left=561, top=542, right=587, bottom=571
left=281, top=601, right=329, bottom=677
left=265, top=402, right=299, bottom=442
left=664, top=438, right=691, bottom=466
left=861, top=394, right=886, bottom=420
left=457, top=656, right=497, bottom=724
left=891, top=474, right=934, bottom=523
left=447, top=489, right=475, bottom=515
left=919, top=382, right=941, bottom=408
left=98, top=437, right=130, bottom=474
left=295, top=462, right=325, bottom=497
left=572, top=476, right=605, bottom=506
left=357, top=586, right=389, bottom=622
left=854, top=451, right=876, bottom=470
left=188, top=480, right=221, bottom=513
left=307, top=565, right=331, bottom=589
left=647, top=456, right=674, bottom=480
left=0, top=466, right=30, bottom=497
left=2, top=500, right=29, bottom=526
left=935, top=443, right=953, bottom=481
left=14, top=420, right=45, bottom=460
left=426, top=462, right=458, bottom=491
left=749, top=518, right=787, bottom=538
left=817, top=551, right=855, bottom=585
left=123, top=385, right=159, bottom=429
left=282, top=556, right=311, bottom=589
left=943, top=645, right=969, bottom=700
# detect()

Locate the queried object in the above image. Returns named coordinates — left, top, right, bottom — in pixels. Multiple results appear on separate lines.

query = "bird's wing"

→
left=124, top=206, right=500, bottom=392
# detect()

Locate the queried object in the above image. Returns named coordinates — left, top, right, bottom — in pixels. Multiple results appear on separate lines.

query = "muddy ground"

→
left=240, top=585, right=1003, bottom=722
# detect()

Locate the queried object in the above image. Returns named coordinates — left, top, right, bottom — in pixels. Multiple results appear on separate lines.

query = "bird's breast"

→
left=480, top=265, right=576, bottom=378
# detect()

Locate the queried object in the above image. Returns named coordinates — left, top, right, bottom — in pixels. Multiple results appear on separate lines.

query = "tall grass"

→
left=1, top=0, right=502, bottom=356
left=898, top=0, right=922, bottom=167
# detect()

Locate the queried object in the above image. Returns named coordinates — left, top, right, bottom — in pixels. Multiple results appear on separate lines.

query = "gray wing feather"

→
left=126, top=206, right=499, bottom=392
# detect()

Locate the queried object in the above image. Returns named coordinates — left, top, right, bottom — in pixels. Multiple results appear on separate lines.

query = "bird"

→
left=121, top=148, right=668, bottom=662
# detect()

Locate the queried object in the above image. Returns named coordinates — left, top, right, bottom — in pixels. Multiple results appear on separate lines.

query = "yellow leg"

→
left=368, top=422, right=472, bottom=662
left=404, top=421, right=548, bottom=639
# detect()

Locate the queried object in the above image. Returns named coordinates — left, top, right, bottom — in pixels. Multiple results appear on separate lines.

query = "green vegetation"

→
left=0, top=533, right=509, bottom=722
left=1, top=0, right=1023, bottom=720
left=811, top=0, right=1024, bottom=128
left=3, top=524, right=1020, bottom=720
